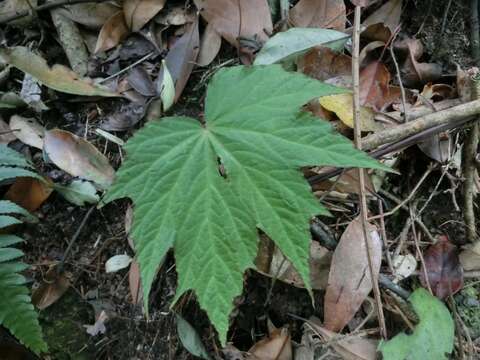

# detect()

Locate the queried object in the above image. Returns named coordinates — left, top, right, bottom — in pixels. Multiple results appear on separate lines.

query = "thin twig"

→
left=352, top=5, right=387, bottom=339
left=98, top=52, right=155, bottom=84
left=57, top=206, right=95, bottom=273
left=410, top=208, right=433, bottom=295
left=0, top=0, right=112, bottom=24
left=389, top=29, right=408, bottom=122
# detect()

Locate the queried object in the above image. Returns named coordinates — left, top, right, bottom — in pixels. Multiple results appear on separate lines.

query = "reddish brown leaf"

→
left=298, top=47, right=351, bottom=81
left=129, top=260, right=143, bottom=304
left=193, top=0, right=272, bottom=47
left=95, top=11, right=129, bottom=53
left=420, top=235, right=464, bottom=299
left=5, top=177, right=53, bottom=212
left=32, top=267, right=70, bottom=310
left=359, top=61, right=391, bottom=111
left=165, top=18, right=200, bottom=102
left=324, top=216, right=382, bottom=332
left=290, top=0, right=346, bottom=30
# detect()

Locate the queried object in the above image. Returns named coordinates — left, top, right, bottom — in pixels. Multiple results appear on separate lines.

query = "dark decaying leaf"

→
left=31, top=267, right=70, bottom=310
left=324, top=216, right=382, bottom=332
left=289, top=0, right=346, bottom=30
left=193, top=0, right=272, bottom=47
left=127, top=66, right=156, bottom=97
left=420, top=235, right=463, bottom=299
left=164, top=17, right=200, bottom=102
left=395, top=38, right=442, bottom=87
left=43, top=129, right=115, bottom=190
left=101, top=102, right=146, bottom=132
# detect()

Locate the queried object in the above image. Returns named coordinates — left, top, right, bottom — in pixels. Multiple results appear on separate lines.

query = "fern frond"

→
left=0, top=145, right=47, bottom=354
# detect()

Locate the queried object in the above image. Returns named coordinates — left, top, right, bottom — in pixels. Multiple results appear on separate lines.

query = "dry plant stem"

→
left=410, top=208, right=433, bottom=295
left=362, top=99, right=480, bottom=151
left=378, top=200, right=394, bottom=273
left=472, top=0, right=480, bottom=63
left=352, top=5, right=387, bottom=339
left=57, top=205, right=95, bottom=273
left=0, top=0, right=111, bottom=24
left=369, top=165, right=434, bottom=220
left=389, top=34, right=408, bottom=122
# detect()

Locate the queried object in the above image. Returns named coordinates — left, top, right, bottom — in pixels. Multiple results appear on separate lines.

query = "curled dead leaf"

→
left=124, top=0, right=166, bottom=32
left=32, top=267, right=70, bottom=310
left=5, top=176, right=53, bottom=212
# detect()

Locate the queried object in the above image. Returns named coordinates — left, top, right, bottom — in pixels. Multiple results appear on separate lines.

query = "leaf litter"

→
left=0, top=0, right=476, bottom=358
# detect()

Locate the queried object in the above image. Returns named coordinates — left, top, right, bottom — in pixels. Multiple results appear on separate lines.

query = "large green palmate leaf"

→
left=104, top=65, right=387, bottom=344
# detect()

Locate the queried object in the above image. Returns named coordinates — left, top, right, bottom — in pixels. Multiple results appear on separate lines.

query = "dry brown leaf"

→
left=396, top=38, right=442, bottom=87
left=324, top=216, right=382, bottom=332
left=32, top=267, right=70, bottom=310
left=0, top=47, right=118, bottom=97
left=193, top=0, right=272, bottom=47
left=247, top=327, right=292, bottom=360
left=164, top=18, right=200, bottom=102
left=129, top=260, right=143, bottom=304
left=313, top=169, right=375, bottom=195
left=57, top=2, right=120, bottom=29
left=362, top=0, right=402, bottom=42
left=43, top=129, right=115, bottom=190
left=265, top=241, right=332, bottom=290
left=197, top=23, right=222, bottom=67
left=289, top=0, right=346, bottom=30
left=95, top=11, right=130, bottom=53
left=5, top=177, right=53, bottom=212
left=298, top=46, right=351, bottom=81
left=308, top=318, right=378, bottom=360
left=9, top=115, right=45, bottom=149
left=459, top=242, right=480, bottom=271
left=359, top=61, right=391, bottom=111
left=123, top=0, right=166, bottom=32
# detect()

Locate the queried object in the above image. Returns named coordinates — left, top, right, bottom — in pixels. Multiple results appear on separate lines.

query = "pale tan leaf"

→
left=363, top=0, right=402, bottom=32
left=290, top=0, right=346, bottom=31
left=0, top=47, right=118, bottom=97
left=324, top=216, right=382, bottom=332
left=0, top=0, right=38, bottom=26
left=9, top=115, right=45, bottom=149
left=308, top=320, right=378, bottom=360
left=43, top=129, right=115, bottom=190
left=0, top=117, right=17, bottom=144
left=197, top=23, right=222, bottom=67
left=124, top=0, right=167, bottom=32
left=193, top=0, right=272, bottom=47
left=95, top=11, right=130, bottom=53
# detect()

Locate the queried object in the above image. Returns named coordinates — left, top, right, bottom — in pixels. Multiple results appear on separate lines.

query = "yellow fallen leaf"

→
left=319, top=93, right=383, bottom=131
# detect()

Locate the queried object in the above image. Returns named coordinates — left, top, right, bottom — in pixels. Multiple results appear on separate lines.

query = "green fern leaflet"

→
left=104, top=65, right=388, bottom=344
left=0, top=145, right=47, bottom=354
